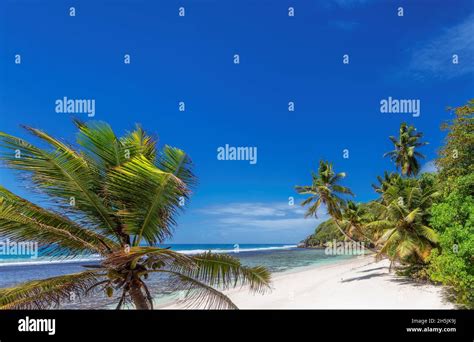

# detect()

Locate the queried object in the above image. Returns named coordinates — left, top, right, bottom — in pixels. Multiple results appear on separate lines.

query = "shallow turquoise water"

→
left=0, top=245, right=355, bottom=309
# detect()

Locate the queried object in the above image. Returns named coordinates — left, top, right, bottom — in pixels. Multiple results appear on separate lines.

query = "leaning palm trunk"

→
left=296, top=161, right=379, bottom=255
left=333, top=219, right=378, bottom=254
left=353, top=225, right=376, bottom=246
left=333, top=218, right=358, bottom=243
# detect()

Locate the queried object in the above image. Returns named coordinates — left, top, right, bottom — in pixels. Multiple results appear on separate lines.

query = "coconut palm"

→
left=372, top=171, right=401, bottom=195
left=384, top=123, right=427, bottom=176
left=341, top=201, right=375, bottom=245
left=295, top=160, right=357, bottom=243
left=366, top=177, right=439, bottom=267
left=0, top=121, right=271, bottom=310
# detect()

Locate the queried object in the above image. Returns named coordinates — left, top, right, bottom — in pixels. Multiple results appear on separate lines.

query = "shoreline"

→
left=162, top=255, right=454, bottom=309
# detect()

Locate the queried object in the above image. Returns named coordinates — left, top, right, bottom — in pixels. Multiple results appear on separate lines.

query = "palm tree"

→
left=295, top=160, right=357, bottom=243
left=366, top=177, right=439, bottom=269
left=384, top=123, right=427, bottom=176
left=341, top=201, right=375, bottom=245
left=0, top=121, right=271, bottom=310
left=372, top=171, right=401, bottom=195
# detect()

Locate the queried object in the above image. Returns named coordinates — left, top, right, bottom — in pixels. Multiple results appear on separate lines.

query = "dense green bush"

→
left=303, top=219, right=343, bottom=247
left=428, top=175, right=474, bottom=308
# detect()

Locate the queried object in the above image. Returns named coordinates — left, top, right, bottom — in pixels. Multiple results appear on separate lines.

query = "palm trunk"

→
left=333, top=219, right=378, bottom=254
left=333, top=218, right=360, bottom=243
left=354, top=226, right=376, bottom=245
left=129, top=280, right=150, bottom=310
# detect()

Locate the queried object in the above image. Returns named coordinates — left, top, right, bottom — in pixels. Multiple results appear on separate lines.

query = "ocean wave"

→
left=0, top=245, right=297, bottom=266
left=0, top=255, right=101, bottom=267
left=178, top=245, right=297, bottom=255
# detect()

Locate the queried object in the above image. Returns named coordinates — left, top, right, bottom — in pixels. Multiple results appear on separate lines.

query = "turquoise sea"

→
left=0, top=244, right=355, bottom=309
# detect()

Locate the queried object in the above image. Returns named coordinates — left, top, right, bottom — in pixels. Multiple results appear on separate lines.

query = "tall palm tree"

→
left=384, top=123, right=427, bottom=176
left=366, top=177, right=439, bottom=268
left=295, top=160, right=357, bottom=243
left=0, top=121, right=271, bottom=310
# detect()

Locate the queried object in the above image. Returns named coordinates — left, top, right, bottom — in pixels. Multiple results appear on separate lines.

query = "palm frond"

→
left=74, top=119, right=128, bottom=168
left=365, top=220, right=392, bottom=231
left=330, top=172, right=346, bottom=184
left=106, top=155, right=189, bottom=245
left=0, top=130, right=118, bottom=239
left=303, top=198, right=321, bottom=218
left=405, top=208, right=420, bottom=224
left=332, top=184, right=354, bottom=196
left=294, top=185, right=313, bottom=194
left=0, top=271, right=103, bottom=309
left=378, top=230, right=401, bottom=259
left=158, top=270, right=238, bottom=309
left=102, top=246, right=194, bottom=270
left=376, top=227, right=397, bottom=245
left=397, top=237, right=417, bottom=260
left=384, top=123, right=427, bottom=176
left=120, top=125, right=157, bottom=162
left=419, top=225, right=439, bottom=244
left=169, top=252, right=272, bottom=294
left=0, top=187, right=118, bottom=256
left=157, top=145, right=196, bottom=189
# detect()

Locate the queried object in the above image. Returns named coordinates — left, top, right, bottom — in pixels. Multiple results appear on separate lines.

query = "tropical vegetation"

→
left=0, top=121, right=271, bottom=309
left=384, top=122, right=428, bottom=176
left=297, top=100, right=473, bottom=308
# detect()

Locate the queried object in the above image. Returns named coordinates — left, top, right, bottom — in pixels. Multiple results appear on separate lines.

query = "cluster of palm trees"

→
left=0, top=121, right=271, bottom=310
left=296, top=122, right=438, bottom=268
left=0, top=119, right=441, bottom=309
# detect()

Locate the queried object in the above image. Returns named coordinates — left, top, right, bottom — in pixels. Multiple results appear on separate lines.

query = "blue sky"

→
left=0, top=0, right=473, bottom=244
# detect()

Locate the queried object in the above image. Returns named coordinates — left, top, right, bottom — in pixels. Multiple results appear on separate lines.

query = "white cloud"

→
left=420, top=160, right=437, bottom=174
left=199, top=202, right=328, bottom=233
left=218, top=217, right=324, bottom=232
left=407, top=13, right=474, bottom=80
left=200, top=202, right=289, bottom=217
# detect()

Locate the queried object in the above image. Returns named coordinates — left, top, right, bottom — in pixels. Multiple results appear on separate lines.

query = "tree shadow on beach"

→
left=388, top=277, right=425, bottom=286
left=358, top=266, right=388, bottom=273
left=340, top=272, right=387, bottom=283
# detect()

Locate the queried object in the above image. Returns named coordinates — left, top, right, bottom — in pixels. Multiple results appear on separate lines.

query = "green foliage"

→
left=427, top=100, right=474, bottom=308
left=0, top=122, right=271, bottom=309
left=295, top=160, right=353, bottom=220
left=296, top=160, right=363, bottom=246
left=341, top=201, right=377, bottom=245
left=428, top=175, right=474, bottom=308
left=303, top=219, right=343, bottom=247
left=298, top=102, right=473, bottom=309
left=372, top=171, right=401, bottom=194
left=368, top=175, right=439, bottom=264
left=384, top=122, right=428, bottom=176
left=0, top=271, right=101, bottom=310
left=436, top=99, right=474, bottom=179
left=396, top=263, right=431, bottom=281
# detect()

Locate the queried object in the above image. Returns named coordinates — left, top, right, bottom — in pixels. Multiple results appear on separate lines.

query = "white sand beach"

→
left=163, top=256, right=454, bottom=309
